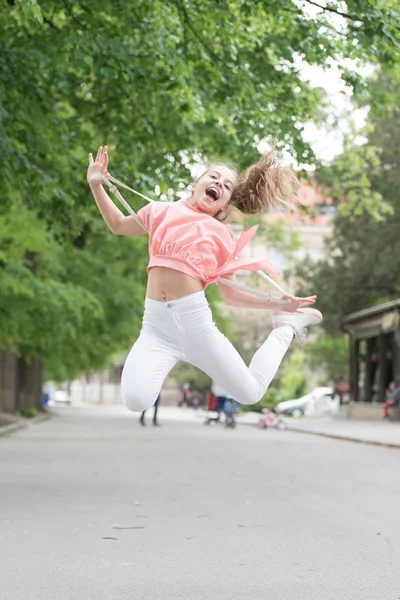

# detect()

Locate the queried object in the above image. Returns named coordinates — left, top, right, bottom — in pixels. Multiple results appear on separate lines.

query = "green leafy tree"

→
left=278, top=349, right=309, bottom=400
left=315, top=140, right=392, bottom=221
left=0, top=205, right=149, bottom=380
left=2, top=1, right=399, bottom=228
left=295, top=76, right=400, bottom=334
left=1, top=0, right=399, bottom=391
left=305, top=334, right=348, bottom=382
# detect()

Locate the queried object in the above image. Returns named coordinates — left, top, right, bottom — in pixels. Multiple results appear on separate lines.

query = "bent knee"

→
left=239, top=393, right=261, bottom=406
left=232, top=383, right=264, bottom=406
left=121, top=386, right=158, bottom=413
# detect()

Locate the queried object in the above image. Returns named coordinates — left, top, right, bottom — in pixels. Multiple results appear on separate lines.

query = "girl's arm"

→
left=89, top=182, right=147, bottom=236
left=217, top=273, right=316, bottom=312
left=87, top=146, right=147, bottom=237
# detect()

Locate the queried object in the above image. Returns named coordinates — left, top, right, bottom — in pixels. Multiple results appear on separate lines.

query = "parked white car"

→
left=54, top=389, right=71, bottom=405
left=43, top=381, right=71, bottom=406
left=275, top=387, right=339, bottom=418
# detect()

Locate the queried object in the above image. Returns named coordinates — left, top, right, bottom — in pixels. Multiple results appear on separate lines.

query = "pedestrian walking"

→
left=211, top=382, right=230, bottom=421
left=139, top=393, right=161, bottom=427
left=179, top=383, right=191, bottom=408
left=383, top=381, right=400, bottom=419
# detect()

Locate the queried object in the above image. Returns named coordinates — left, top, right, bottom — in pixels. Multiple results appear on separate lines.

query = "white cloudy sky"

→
left=257, top=57, right=373, bottom=167
left=293, top=1, right=373, bottom=163
left=299, top=61, right=371, bottom=163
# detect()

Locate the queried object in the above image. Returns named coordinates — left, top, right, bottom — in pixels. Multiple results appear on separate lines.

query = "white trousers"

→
left=121, top=291, right=294, bottom=412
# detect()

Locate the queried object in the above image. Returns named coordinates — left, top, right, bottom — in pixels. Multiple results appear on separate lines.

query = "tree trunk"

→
left=17, top=356, right=43, bottom=411
left=0, top=349, right=18, bottom=413
left=0, top=349, right=43, bottom=413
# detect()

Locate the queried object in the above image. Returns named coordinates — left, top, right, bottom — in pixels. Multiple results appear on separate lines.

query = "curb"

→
left=0, top=412, right=50, bottom=438
left=287, top=426, right=400, bottom=450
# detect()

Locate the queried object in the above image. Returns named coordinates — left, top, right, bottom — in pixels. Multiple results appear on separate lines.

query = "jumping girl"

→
left=87, top=146, right=322, bottom=413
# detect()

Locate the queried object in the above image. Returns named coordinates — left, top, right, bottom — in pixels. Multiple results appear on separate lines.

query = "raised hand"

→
left=280, top=293, right=317, bottom=313
left=87, top=146, right=110, bottom=185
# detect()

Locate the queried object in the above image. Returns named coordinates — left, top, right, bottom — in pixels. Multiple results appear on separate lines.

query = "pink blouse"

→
left=137, top=200, right=278, bottom=288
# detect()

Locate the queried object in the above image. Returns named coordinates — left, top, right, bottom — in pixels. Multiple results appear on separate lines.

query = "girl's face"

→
left=189, top=165, right=237, bottom=215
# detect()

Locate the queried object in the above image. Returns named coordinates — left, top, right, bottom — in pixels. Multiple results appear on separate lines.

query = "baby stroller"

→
left=224, top=398, right=238, bottom=429
left=204, top=392, right=220, bottom=425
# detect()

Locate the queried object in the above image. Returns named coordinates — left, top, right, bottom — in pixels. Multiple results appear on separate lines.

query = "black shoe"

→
left=153, top=421, right=161, bottom=427
left=139, top=417, right=145, bottom=426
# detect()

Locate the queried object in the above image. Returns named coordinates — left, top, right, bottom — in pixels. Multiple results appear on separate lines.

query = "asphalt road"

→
left=1, top=405, right=400, bottom=600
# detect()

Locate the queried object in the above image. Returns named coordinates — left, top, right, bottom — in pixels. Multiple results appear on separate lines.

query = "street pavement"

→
left=1, top=405, right=400, bottom=600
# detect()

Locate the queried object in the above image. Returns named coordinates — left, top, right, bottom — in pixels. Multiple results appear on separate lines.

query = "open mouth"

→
left=205, top=186, right=220, bottom=202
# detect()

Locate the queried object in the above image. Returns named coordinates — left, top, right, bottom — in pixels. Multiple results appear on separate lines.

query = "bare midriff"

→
left=146, top=267, right=204, bottom=302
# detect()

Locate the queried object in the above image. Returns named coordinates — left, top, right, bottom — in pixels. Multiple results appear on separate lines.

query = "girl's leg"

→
left=121, top=329, right=180, bottom=412
left=182, top=321, right=294, bottom=405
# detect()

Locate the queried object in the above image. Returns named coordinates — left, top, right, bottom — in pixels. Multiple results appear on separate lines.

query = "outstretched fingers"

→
left=299, top=295, right=317, bottom=306
left=89, top=146, right=109, bottom=173
left=299, top=300, right=315, bottom=308
left=102, top=146, right=109, bottom=171
left=282, top=293, right=316, bottom=306
left=297, top=300, right=317, bottom=308
left=95, top=146, right=103, bottom=162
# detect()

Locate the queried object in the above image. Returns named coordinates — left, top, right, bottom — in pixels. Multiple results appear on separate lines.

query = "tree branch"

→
left=173, top=0, right=224, bottom=64
left=305, top=0, right=400, bottom=30
left=43, top=16, right=60, bottom=30
left=304, top=0, right=360, bottom=21
left=61, top=0, right=86, bottom=30
left=79, top=2, right=91, bottom=13
left=5, top=0, right=60, bottom=30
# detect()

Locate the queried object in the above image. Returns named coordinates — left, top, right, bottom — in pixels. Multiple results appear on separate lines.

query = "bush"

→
left=20, top=408, right=38, bottom=418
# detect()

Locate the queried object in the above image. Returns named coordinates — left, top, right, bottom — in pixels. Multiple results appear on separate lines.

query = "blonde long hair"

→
left=200, top=150, right=298, bottom=220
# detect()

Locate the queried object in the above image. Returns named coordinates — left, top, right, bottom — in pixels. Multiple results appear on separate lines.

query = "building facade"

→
left=342, top=300, right=400, bottom=419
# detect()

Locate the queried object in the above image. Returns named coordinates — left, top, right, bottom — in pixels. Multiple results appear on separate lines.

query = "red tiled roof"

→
left=264, top=176, right=333, bottom=227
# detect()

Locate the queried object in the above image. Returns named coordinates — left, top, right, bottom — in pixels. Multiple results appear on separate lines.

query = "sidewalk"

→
left=238, top=410, right=400, bottom=449
left=0, top=411, right=50, bottom=436
left=287, top=417, right=400, bottom=448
